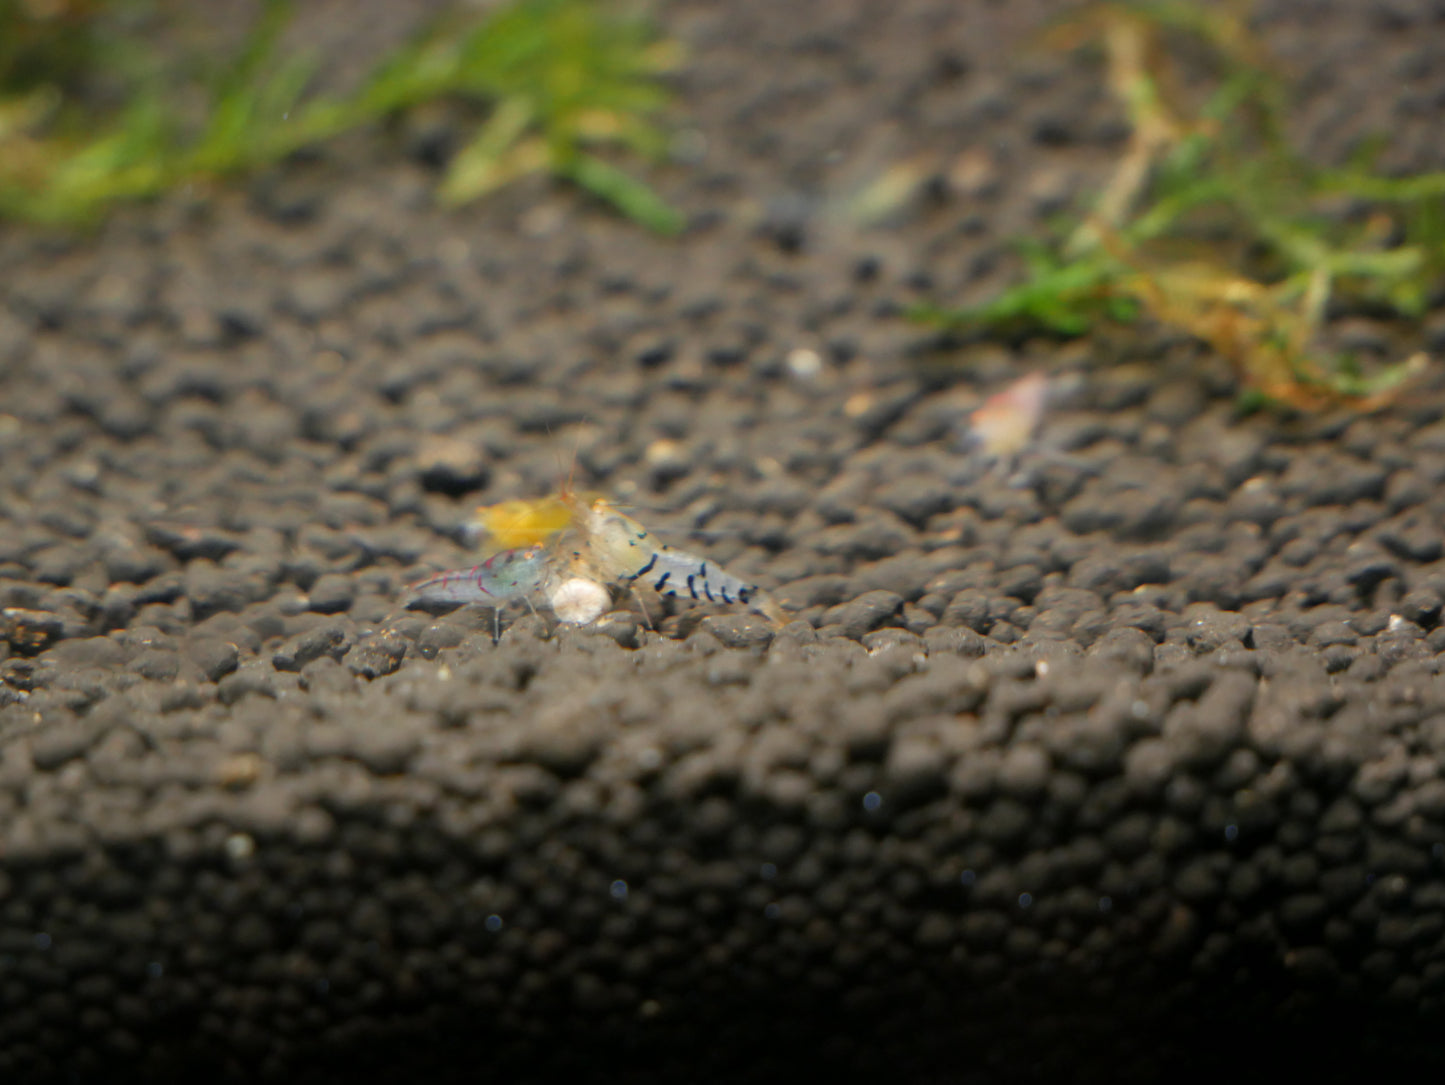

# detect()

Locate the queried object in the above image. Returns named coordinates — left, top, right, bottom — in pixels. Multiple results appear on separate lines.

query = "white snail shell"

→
left=548, top=577, right=611, bottom=625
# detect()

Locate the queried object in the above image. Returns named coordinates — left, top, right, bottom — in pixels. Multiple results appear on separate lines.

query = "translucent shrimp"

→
left=468, top=462, right=788, bottom=628
left=958, top=371, right=1097, bottom=488
left=564, top=498, right=787, bottom=627
left=406, top=544, right=552, bottom=640
left=963, top=371, right=1050, bottom=463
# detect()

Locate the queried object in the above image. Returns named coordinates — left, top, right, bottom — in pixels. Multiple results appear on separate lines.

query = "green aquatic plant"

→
left=359, top=0, right=684, bottom=231
left=0, top=0, right=684, bottom=231
left=914, top=1, right=1439, bottom=410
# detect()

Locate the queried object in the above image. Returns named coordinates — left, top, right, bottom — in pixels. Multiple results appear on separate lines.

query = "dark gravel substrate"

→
left=4, top=1, right=1445, bottom=1082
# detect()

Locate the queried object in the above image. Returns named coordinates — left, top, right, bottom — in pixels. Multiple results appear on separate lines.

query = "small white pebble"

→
left=785, top=347, right=823, bottom=379
left=225, top=833, right=255, bottom=861
left=550, top=578, right=611, bottom=625
left=644, top=438, right=684, bottom=467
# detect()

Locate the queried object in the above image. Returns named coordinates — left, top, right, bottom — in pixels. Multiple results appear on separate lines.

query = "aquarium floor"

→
left=2, top=1, right=1445, bottom=1082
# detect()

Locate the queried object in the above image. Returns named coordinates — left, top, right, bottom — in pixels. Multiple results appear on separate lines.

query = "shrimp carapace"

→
left=472, top=496, right=579, bottom=553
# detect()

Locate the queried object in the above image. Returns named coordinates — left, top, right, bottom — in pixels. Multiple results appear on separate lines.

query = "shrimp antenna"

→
left=557, top=423, right=587, bottom=501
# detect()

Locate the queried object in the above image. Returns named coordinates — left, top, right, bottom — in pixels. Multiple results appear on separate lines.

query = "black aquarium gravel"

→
left=3, top=0, right=1445, bottom=1082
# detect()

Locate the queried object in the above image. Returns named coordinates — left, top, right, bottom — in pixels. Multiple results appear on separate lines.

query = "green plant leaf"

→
left=438, top=99, right=540, bottom=205
left=561, top=150, right=683, bottom=234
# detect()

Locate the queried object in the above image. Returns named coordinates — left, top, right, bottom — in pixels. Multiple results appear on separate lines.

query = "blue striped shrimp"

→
left=406, top=544, right=552, bottom=640
left=566, top=498, right=786, bottom=627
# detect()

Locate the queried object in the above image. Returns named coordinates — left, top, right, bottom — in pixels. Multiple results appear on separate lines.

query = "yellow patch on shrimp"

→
left=475, top=488, right=640, bottom=579
left=473, top=496, right=577, bottom=552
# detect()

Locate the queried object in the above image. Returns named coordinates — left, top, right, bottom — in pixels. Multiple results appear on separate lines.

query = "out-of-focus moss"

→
left=0, top=0, right=684, bottom=232
left=914, top=1, right=1440, bottom=410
